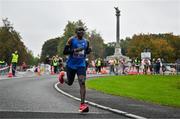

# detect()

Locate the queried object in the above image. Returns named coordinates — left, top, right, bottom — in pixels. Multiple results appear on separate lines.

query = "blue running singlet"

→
left=66, top=37, right=88, bottom=69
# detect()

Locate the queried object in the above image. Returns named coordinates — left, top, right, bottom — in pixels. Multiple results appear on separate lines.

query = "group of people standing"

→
left=45, top=55, right=64, bottom=74
left=92, top=58, right=126, bottom=75
left=90, top=57, right=177, bottom=75
left=129, top=57, right=176, bottom=75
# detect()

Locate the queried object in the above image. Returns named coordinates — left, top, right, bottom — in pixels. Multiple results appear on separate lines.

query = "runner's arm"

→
left=63, top=37, right=74, bottom=55
left=86, top=41, right=92, bottom=54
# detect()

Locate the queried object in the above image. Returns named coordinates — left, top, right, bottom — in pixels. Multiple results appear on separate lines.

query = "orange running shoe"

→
left=58, top=71, right=65, bottom=84
left=79, top=103, right=89, bottom=112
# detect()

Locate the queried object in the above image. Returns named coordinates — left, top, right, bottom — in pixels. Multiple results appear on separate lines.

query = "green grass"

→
left=86, top=75, right=180, bottom=107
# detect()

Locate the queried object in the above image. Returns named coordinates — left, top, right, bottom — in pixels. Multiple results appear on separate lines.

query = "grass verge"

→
left=87, top=75, right=180, bottom=107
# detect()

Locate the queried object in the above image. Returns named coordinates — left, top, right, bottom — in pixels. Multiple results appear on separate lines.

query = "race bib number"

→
left=73, top=49, right=85, bottom=58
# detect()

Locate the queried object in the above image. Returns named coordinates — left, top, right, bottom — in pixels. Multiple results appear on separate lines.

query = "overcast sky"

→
left=0, top=0, right=180, bottom=56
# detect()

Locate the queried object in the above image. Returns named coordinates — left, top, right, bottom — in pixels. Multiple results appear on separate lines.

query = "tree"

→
left=127, top=34, right=151, bottom=58
left=150, top=38, right=174, bottom=62
left=40, top=38, right=59, bottom=62
left=26, top=50, right=39, bottom=65
left=103, top=42, right=115, bottom=57
left=120, top=37, right=131, bottom=55
left=0, top=18, right=29, bottom=65
left=88, top=30, right=105, bottom=59
left=126, top=33, right=178, bottom=62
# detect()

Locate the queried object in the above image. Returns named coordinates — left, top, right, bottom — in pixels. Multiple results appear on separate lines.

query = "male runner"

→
left=58, top=26, right=91, bottom=112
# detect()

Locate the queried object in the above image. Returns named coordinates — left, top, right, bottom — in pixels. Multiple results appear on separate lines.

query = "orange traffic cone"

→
left=132, top=68, right=138, bottom=75
left=51, top=66, right=55, bottom=75
left=128, top=68, right=134, bottom=75
left=8, top=64, right=13, bottom=77
left=102, top=67, right=108, bottom=74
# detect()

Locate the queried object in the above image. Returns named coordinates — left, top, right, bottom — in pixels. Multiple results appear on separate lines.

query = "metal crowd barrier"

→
left=0, top=65, right=9, bottom=76
left=104, top=63, right=180, bottom=75
left=162, top=63, right=180, bottom=75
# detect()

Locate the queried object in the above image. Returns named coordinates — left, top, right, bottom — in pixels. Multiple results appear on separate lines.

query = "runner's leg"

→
left=65, top=66, right=76, bottom=86
left=77, top=67, right=86, bottom=103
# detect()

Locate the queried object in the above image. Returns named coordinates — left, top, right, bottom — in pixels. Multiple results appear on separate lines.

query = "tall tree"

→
left=150, top=38, right=174, bottom=62
left=40, top=37, right=59, bottom=62
left=0, top=18, right=28, bottom=65
left=126, top=33, right=178, bottom=62
left=103, top=43, right=115, bottom=58
left=88, top=30, right=105, bottom=59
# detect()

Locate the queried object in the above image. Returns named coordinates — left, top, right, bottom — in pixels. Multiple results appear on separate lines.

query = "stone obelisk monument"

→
left=106, top=7, right=129, bottom=61
left=114, top=7, right=122, bottom=56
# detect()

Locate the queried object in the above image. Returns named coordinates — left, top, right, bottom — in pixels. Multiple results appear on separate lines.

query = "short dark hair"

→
left=75, top=26, right=85, bottom=33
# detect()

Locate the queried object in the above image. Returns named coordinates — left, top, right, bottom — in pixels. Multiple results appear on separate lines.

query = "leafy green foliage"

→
left=41, top=20, right=107, bottom=60
left=0, top=18, right=38, bottom=65
left=26, top=50, right=39, bottom=65
left=0, top=19, right=27, bottom=65
left=88, top=30, right=105, bottom=59
left=40, top=20, right=180, bottom=62
left=40, top=38, right=59, bottom=62
left=126, top=33, right=180, bottom=62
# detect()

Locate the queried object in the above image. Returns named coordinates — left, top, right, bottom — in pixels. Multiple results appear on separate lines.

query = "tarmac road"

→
left=0, top=74, right=127, bottom=118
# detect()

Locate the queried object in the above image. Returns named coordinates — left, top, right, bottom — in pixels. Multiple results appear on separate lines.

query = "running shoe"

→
left=58, top=71, right=65, bottom=84
left=79, top=103, right=89, bottom=112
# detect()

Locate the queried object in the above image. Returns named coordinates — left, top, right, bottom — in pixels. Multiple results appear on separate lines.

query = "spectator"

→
left=156, top=58, right=161, bottom=74
left=53, top=55, right=58, bottom=74
left=59, top=56, right=64, bottom=72
left=175, top=58, right=180, bottom=74
left=130, top=58, right=136, bottom=72
left=0, top=60, right=5, bottom=68
left=152, top=58, right=156, bottom=74
left=120, top=58, right=126, bottom=74
left=135, top=57, right=140, bottom=73
left=11, top=50, right=19, bottom=76
left=22, top=62, right=27, bottom=71
left=114, top=58, right=119, bottom=75
left=108, top=59, right=115, bottom=75
left=95, top=58, right=102, bottom=74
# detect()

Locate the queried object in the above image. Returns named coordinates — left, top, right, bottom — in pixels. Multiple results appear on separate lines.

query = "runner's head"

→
left=75, top=26, right=85, bottom=39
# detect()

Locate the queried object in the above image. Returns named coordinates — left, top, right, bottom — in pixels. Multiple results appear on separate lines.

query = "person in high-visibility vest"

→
left=135, top=57, right=141, bottom=73
left=0, top=60, right=5, bottom=68
left=0, top=60, right=5, bottom=64
left=11, top=51, right=19, bottom=76
left=95, top=58, right=102, bottom=74
left=53, top=56, right=58, bottom=74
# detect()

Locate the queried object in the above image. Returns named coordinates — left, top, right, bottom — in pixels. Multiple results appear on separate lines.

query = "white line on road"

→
left=54, top=82, right=147, bottom=119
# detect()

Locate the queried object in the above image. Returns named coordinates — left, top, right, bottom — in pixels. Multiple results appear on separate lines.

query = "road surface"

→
left=0, top=74, right=127, bottom=118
